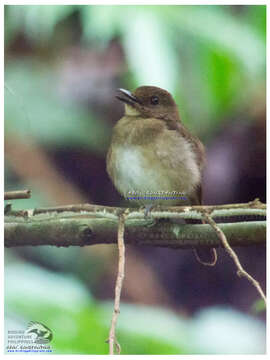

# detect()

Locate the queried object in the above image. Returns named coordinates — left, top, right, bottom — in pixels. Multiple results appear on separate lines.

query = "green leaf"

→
left=81, top=5, right=122, bottom=47
left=6, top=5, right=77, bottom=43
left=101, top=301, right=190, bottom=353
left=5, top=262, right=190, bottom=354
left=251, top=298, right=266, bottom=314
left=122, top=9, right=180, bottom=93
left=5, top=60, right=110, bottom=154
left=169, top=6, right=265, bottom=76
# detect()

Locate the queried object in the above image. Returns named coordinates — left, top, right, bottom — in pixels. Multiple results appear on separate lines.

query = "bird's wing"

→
left=166, top=119, right=206, bottom=171
left=178, top=123, right=206, bottom=171
left=189, top=183, right=202, bottom=205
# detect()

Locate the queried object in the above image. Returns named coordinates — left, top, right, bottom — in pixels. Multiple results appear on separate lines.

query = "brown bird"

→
left=107, top=86, right=216, bottom=266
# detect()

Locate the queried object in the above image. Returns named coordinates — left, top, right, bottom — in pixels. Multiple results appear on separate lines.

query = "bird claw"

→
left=143, top=204, right=155, bottom=218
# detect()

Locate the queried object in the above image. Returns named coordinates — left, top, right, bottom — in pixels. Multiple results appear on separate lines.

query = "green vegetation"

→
left=4, top=5, right=266, bottom=355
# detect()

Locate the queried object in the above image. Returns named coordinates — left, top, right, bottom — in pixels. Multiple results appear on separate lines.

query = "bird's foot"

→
left=143, top=203, right=156, bottom=218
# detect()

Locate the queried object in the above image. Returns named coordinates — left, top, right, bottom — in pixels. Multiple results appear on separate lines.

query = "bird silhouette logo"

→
left=25, top=321, right=53, bottom=344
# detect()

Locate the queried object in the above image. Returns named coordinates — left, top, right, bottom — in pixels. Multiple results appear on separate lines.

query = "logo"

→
left=25, top=321, right=53, bottom=344
left=6, top=321, right=53, bottom=353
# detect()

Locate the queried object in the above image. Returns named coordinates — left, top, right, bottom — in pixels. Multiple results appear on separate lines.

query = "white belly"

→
left=112, top=145, right=197, bottom=205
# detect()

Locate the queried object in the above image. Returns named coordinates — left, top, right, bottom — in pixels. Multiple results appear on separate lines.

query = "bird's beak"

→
left=116, top=88, right=139, bottom=106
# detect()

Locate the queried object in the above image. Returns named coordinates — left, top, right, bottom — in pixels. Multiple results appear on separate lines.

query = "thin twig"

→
left=108, top=211, right=127, bottom=355
left=32, top=198, right=266, bottom=216
left=193, top=247, right=217, bottom=266
left=203, top=212, right=266, bottom=306
left=193, top=217, right=218, bottom=266
left=4, top=190, right=31, bottom=200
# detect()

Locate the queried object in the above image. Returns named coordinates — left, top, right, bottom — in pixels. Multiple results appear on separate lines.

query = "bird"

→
left=106, top=85, right=217, bottom=266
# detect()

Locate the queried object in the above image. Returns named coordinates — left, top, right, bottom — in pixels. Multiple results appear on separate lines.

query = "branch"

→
left=31, top=198, right=266, bottom=215
left=4, top=201, right=266, bottom=249
left=203, top=212, right=266, bottom=305
left=108, top=212, right=127, bottom=355
left=4, top=190, right=31, bottom=200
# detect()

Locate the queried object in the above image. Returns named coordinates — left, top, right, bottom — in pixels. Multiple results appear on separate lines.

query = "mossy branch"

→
left=4, top=200, right=266, bottom=249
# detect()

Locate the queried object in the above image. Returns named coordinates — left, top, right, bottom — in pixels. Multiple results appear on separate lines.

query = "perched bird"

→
left=107, top=86, right=216, bottom=265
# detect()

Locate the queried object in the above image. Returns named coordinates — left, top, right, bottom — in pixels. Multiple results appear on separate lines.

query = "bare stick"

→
left=32, top=198, right=266, bottom=216
left=108, top=212, right=127, bottom=355
left=193, top=217, right=218, bottom=266
left=203, top=212, right=266, bottom=306
left=193, top=248, right=217, bottom=267
left=4, top=190, right=31, bottom=200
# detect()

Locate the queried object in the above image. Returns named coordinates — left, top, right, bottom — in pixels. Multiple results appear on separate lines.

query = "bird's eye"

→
left=150, top=96, right=159, bottom=105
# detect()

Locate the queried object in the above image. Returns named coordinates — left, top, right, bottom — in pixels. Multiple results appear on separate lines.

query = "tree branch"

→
left=4, top=201, right=266, bottom=249
left=4, top=190, right=31, bottom=200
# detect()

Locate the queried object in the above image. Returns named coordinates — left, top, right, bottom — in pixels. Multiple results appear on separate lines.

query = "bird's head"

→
left=116, top=86, right=180, bottom=122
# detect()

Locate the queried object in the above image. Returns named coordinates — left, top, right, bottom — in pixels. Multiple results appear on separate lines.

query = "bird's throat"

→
left=125, top=104, right=140, bottom=116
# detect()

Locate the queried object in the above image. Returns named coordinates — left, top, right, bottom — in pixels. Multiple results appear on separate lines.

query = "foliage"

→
left=5, top=5, right=266, bottom=138
left=5, top=262, right=188, bottom=354
left=5, top=262, right=265, bottom=354
left=251, top=298, right=266, bottom=314
left=4, top=5, right=266, bottom=355
left=5, top=61, right=110, bottom=154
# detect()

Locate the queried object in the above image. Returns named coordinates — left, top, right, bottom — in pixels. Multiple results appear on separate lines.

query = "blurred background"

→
left=4, top=5, right=266, bottom=355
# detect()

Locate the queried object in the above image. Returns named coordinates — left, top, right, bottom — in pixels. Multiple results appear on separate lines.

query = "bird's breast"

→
left=108, top=138, right=201, bottom=205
